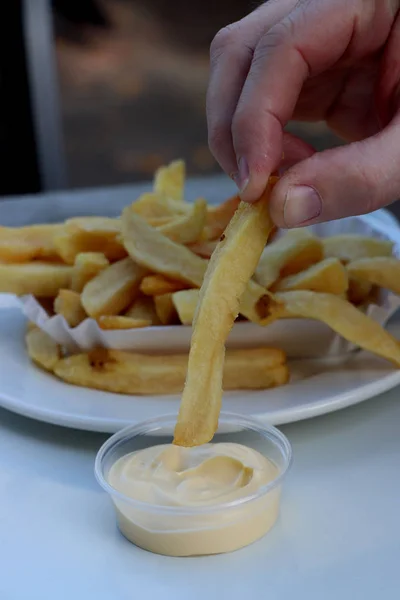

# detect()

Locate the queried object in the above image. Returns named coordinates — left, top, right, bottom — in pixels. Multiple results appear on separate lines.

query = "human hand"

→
left=207, top=0, right=400, bottom=227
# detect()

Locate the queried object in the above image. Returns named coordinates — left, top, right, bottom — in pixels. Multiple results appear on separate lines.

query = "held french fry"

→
left=154, top=159, right=185, bottom=201
left=203, top=195, right=240, bottom=241
left=171, top=283, right=269, bottom=325
left=25, top=328, right=61, bottom=371
left=0, top=262, right=72, bottom=297
left=347, top=257, right=400, bottom=296
left=53, top=347, right=288, bottom=395
left=81, top=257, right=147, bottom=318
left=273, top=258, right=348, bottom=295
left=121, top=208, right=207, bottom=286
left=260, top=290, right=400, bottom=366
left=254, top=229, right=323, bottom=288
left=54, top=289, right=87, bottom=327
left=174, top=178, right=277, bottom=448
left=323, top=235, right=393, bottom=263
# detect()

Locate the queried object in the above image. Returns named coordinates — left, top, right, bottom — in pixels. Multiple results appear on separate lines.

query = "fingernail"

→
left=233, top=157, right=249, bottom=193
left=283, top=185, right=322, bottom=228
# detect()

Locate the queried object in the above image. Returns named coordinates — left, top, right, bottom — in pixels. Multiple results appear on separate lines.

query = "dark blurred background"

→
left=0, top=0, right=378, bottom=204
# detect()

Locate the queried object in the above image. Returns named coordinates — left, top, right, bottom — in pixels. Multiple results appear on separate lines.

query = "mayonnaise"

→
left=107, top=443, right=281, bottom=556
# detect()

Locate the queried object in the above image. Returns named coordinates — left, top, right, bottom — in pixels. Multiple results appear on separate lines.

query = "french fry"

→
left=54, top=289, right=87, bottom=327
left=25, top=328, right=61, bottom=371
left=260, top=290, right=400, bottom=366
left=53, top=347, right=288, bottom=395
left=157, top=198, right=207, bottom=244
left=81, top=257, right=146, bottom=318
left=347, top=257, right=400, bottom=296
left=26, top=321, right=38, bottom=332
left=0, top=224, right=64, bottom=263
left=174, top=178, right=277, bottom=447
left=132, top=192, right=190, bottom=220
left=203, top=195, right=240, bottom=240
left=54, top=217, right=125, bottom=264
left=154, top=159, right=185, bottom=201
left=154, top=293, right=179, bottom=325
left=140, top=274, right=189, bottom=296
left=97, top=316, right=151, bottom=330
left=172, top=289, right=200, bottom=325
left=0, top=262, right=72, bottom=296
left=70, top=252, right=109, bottom=293
left=188, top=240, right=218, bottom=259
left=323, top=235, right=393, bottom=263
left=273, top=258, right=348, bottom=295
left=347, top=278, right=374, bottom=305
left=125, top=294, right=161, bottom=325
left=121, top=208, right=207, bottom=286
left=254, top=229, right=323, bottom=288
left=171, top=281, right=269, bottom=325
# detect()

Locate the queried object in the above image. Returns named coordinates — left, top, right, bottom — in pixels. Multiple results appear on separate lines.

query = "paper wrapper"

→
left=13, top=211, right=400, bottom=358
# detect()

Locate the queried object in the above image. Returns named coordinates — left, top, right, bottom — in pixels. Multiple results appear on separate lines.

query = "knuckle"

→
left=210, top=25, right=239, bottom=63
left=255, top=19, right=294, bottom=58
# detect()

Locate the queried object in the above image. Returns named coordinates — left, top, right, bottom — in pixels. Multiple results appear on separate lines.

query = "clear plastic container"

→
left=95, top=413, right=292, bottom=556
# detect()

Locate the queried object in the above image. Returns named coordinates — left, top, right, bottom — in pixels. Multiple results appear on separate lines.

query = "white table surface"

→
left=1, top=180, right=400, bottom=599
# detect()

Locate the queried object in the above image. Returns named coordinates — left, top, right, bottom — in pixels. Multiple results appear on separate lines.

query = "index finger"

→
left=233, top=0, right=356, bottom=202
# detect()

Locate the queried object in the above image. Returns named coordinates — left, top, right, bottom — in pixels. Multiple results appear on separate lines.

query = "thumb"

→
left=269, top=116, right=400, bottom=228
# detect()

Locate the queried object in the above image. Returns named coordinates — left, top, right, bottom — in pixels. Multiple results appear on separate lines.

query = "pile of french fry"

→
left=2, top=160, right=400, bottom=396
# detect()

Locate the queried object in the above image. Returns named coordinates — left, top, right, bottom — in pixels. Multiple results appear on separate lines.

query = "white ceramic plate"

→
left=2, top=307, right=400, bottom=432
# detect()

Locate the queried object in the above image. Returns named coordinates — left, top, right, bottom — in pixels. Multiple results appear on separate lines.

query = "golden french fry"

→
left=125, top=294, right=161, bottom=325
left=0, top=224, right=64, bottom=263
left=323, top=235, right=393, bottom=263
left=172, top=289, right=199, bottom=325
left=239, top=279, right=270, bottom=322
left=140, top=274, right=189, bottom=296
left=203, top=195, right=240, bottom=241
left=261, top=290, right=400, bottom=366
left=54, top=289, right=87, bottom=327
left=81, top=257, right=146, bottom=318
left=70, top=252, right=109, bottom=293
left=132, top=192, right=190, bottom=220
left=26, top=321, right=38, bottom=333
left=157, top=198, right=207, bottom=244
left=273, top=258, right=348, bottom=295
left=347, top=257, right=400, bottom=296
left=53, top=347, right=288, bottom=395
left=54, top=217, right=125, bottom=265
left=347, top=278, right=374, bottom=305
left=97, top=315, right=151, bottom=330
left=0, top=262, right=72, bottom=296
left=254, top=229, right=323, bottom=288
left=174, top=178, right=277, bottom=447
left=172, top=281, right=269, bottom=325
left=154, top=160, right=185, bottom=201
left=25, top=328, right=61, bottom=371
left=154, top=293, right=179, bottom=325
left=188, top=240, right=218, bottom=259
left=121, top=208, right=207, bottom=286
